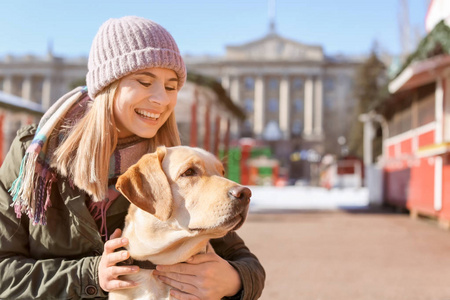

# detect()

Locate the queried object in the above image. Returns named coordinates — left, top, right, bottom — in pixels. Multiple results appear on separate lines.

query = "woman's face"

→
left=113, top=67, right=179, bottom=139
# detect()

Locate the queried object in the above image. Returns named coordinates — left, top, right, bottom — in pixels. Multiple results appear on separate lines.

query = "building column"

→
left=435, top=77, right=444, bottom=144
left=230, top=118, right=239, bottom=141
left=3, top=75, right=13, bottom=95
left=435, top=156, right=443, bottom=211
left=221, top=75, right=230, bottom=95
left=230, top=76, right=240, bottom=103
left=362, top=121, right=374, bottom=166
left=303, top=76, right=314, bottom=137
left=314, top=76, right=323, bottom=137
left=42, top=76, right=53, bottom=110
left=279, top=75, right=290, bottom=140
left=254, top=75, right=265, bottom=137
left=22, top=76, right=32, bottom=101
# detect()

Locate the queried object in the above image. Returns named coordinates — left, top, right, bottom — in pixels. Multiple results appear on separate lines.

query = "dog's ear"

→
left=116, top=146, right=172, bottom=221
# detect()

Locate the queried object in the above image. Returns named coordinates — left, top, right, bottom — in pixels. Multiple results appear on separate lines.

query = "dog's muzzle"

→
left=227, top=186, right=251, bottom=230
left=228, top=186, right=251, bottom=205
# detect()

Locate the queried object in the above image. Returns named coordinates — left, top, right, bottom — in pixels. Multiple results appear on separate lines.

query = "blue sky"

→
left=0, top=0, right=429, bottom=58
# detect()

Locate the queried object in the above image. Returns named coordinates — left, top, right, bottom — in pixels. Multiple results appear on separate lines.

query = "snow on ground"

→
left=248, top=186, right=369, bottom=212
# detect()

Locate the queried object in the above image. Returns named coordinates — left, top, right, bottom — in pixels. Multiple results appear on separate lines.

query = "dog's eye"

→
left=182, top=168, right=197, bottom=177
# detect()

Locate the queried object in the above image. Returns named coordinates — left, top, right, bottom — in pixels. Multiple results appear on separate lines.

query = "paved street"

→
left=237, top=208, right=450, bottom=300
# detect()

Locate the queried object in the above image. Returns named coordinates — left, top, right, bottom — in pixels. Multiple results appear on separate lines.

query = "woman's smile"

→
left=135, top=109, right=161, bottom=121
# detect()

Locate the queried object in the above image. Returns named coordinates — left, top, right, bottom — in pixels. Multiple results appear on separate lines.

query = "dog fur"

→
left=109, top=146, right=251, bottom=300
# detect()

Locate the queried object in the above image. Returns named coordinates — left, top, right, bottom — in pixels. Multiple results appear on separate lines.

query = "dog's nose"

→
left=228, top=186, right=251, bottom=204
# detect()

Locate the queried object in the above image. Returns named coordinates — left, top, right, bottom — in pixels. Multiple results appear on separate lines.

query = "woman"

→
left=0, top=16, right=265, bottom=299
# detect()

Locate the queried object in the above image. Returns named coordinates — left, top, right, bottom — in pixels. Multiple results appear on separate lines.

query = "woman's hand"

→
left=154, top=244, right=242, bottom=300
left=98, top=228, right=140, bottom=292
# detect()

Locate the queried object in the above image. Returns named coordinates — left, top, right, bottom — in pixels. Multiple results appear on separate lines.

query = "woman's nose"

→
left=148, top=84, right=170, bottom=105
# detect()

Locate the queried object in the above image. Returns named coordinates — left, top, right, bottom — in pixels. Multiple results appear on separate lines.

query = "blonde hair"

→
left=53, top=81, right=181, bottom=202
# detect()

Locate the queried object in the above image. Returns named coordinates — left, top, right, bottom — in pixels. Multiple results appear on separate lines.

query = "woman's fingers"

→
left=156, top=262, right=197, bottom=275
left=107, top=265, right=139, bottom=279
left=106, top=250, right=130, bottom=267
left=109, top=228, right=122, bottom=240
left=157, top=274, right=198, bottom=295
left=99, top=229, right=140, bottom=292
left=104, top=278, right=139, bottom=291
left=169, top=288, right=201, bottom=300
left=104, top=236, right=129, bottom=255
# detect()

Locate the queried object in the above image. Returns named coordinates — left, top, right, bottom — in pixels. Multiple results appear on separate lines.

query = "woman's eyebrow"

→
left=135, top=71, right=178, bottom=82
left=136, top=71, right=157, bottom=78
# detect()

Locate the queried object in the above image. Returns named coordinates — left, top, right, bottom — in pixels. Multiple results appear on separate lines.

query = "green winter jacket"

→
left=0, top=124, right=265, bottom=300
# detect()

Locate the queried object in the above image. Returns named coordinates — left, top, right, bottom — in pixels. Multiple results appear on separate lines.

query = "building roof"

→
left=391, top=20, right=450, bottom=81
left=0, top=91, right=45, bottom=115
left=225, top=32, right=324, bottom=62
left=388, top=54, right=450, bottom=93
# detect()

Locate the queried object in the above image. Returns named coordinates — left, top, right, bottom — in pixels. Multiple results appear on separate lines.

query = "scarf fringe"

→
left=9, top=150, right=56, bottom=225
left=9, top=87, right=85, bottom=225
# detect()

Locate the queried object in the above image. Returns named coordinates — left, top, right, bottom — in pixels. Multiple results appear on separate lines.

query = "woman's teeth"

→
left=135, top=109, right=160, bottom=120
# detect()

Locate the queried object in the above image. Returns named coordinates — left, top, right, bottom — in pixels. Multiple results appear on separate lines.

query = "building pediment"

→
left=225, top=33, right=324, bottom=62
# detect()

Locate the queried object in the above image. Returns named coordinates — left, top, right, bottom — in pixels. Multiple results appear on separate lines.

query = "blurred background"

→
left=0, top=0, right=432, bottom=193
left=2, top=0, right=450, bottom=299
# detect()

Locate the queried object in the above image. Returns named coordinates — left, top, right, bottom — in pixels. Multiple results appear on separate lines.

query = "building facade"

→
left=0, top=91, right=44, bottom=164
left=0, top=33, right=362, bottom=183
left=0, top=52, right=87, bottom=110
left=185, top=31, right=361, bottom=181
left=0, top=53, right=245, bottom=170
left=382, top=21, right=450, bottom=226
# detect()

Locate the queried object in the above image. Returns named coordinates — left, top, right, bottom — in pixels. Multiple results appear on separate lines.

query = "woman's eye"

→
left=182, top=168, right=197, bottom=177
left=165, top=86, right=176, bottom=91
left=138, top=80, right=151, bottom=87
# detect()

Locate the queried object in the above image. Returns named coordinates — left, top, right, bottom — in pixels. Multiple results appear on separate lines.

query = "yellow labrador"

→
left=110, top=146, right=251, bottom=300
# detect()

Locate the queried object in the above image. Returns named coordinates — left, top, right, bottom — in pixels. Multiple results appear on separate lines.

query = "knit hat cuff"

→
left=86, top=47, right=186, bottom=99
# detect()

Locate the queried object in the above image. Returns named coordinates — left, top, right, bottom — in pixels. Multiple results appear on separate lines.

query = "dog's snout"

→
left=228, top=186, right=251, bottom=204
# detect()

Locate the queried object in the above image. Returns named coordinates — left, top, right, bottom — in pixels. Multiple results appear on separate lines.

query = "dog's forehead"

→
left=166, top=146, right=222, bottom=170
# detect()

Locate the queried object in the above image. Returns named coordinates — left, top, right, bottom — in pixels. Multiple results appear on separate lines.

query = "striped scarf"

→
left=9, top=87, right=151, bottom=225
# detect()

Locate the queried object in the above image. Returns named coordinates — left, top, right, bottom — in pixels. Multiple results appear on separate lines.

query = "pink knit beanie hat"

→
left=86, top=16, right=186, bottom=99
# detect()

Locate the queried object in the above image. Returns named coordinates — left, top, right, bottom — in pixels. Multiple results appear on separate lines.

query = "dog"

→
left=109, top=146, right=251, bottom=300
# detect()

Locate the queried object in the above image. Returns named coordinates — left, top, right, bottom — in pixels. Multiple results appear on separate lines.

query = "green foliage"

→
left=348, top=50, right=387, bottom=159
left=393, top=20, right=450, bottom=79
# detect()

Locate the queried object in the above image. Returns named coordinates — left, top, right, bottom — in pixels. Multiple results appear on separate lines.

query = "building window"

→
left=268, top=98, right=279, bottom=112
left=292, top=120, right=303, bottom=135
left=242, top=120, right=253, bottom=137
left=31, top=76, right=44, bottom=104
left=324, top=96, right=334, bottom=109
left=269, top=78, right=279, bottom=91
left=294, top=98, right=303, bottom=113
left=244, top=98, right=254, bottom=112
left=244, top=76, right=254, bottom=90
left=417, top=84, right=435, bottom=127
left=390, top=107, right=412, bottom=136
left=12, top=76, right=24, bottom=97
left=324, top=77, right=334, bottom=92
left=293, top=78, right=304, bottom=89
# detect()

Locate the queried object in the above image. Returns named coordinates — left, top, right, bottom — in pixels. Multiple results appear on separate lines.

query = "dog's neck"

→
left=122, top=205, right=217, bottom=265
left=119, top=243, right=209, bottom=270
